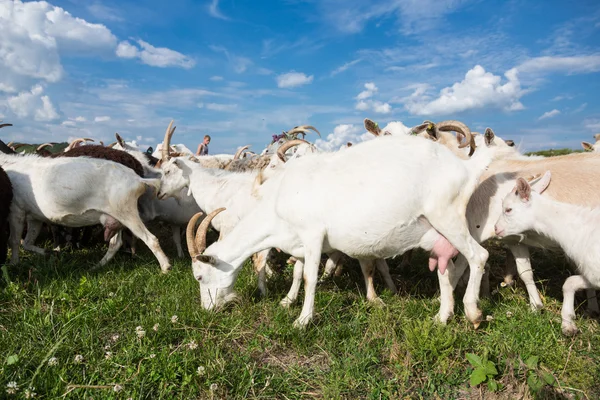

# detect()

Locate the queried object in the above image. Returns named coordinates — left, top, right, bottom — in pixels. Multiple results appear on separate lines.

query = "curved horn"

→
left=286, top=125, right=321, bottom=138
left=99, top=141, right=104, bottom=146
left=186, top=212, right=204, bottom=257
left=36, top=143, right=53, bottom=152
left=409, top=121, right=436, bottom=137
left=277, top=139, right=309, bottom=162
left=65, top=138, right=89, bottom=152
left=234, top=145, right=250, bottom=160
left=115, top=133, right=126, bottom=147
left=12, top=143, right=27, bottom=150
left=0, top=123, right=13, bottom=129
left=195, top=208, right=226, bottom=254
left=161, top=120, right=176, bottom=161
left=437, top=120, right=475, bottom=156
left=107, top=141, right=117, bottom=148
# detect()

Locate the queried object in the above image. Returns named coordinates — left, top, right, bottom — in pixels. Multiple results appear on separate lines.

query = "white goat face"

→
left=192, top=256, right=238, bottom=310
left=158, top=159, right=188, bottom=200
left=494, top=172, right=552, bottom=237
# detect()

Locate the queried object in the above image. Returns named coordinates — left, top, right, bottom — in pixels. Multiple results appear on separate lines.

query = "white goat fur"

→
left=0, top=153, right=171, bottom=271
left=494, top=172, right=600, bottom=335
left=181, top=134, right=494, bottom=328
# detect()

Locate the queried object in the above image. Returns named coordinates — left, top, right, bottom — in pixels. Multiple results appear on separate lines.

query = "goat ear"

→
left=515, top=177, right=531, bottom=201
left=594, top=133, right=600, bottom=142
left=505, top=140, right=515, bottom=147
left=484, top=128, right=495, bottom=146
left=195, top=255, right=217, bottom=265
left=364, top=118, right=382, bottom=136
left=531, top=171, right=551, bottom=194
left=582, top=142, right=593, bottom=151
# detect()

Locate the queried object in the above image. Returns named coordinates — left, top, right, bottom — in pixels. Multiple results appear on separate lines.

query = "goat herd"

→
left=1, top=119, right=600, bottom=336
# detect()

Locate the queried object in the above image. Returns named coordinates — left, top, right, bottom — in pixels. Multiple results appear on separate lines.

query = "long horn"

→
left=234, top=145, right=250, bottom=160
left=12, top=143, right=27, bottom=150
left=277, top=139, right=309, bottom=162
left=0, top=123, right=13, bottom=129
left=161, top=120, right=175, bottom=161
left=437, top=120, right=475, bottom=156
left=115, top=133, right=126, bottom=147
left=36, top=143, right=53, bottom=152
left=107, top=142, right=117, bottom=148
left=286, top=125, right=321, bottom=138
left=195, top=208, right=226, bottom=254
left=7, top=141, right=14, bottom=147
left=186, top=212, right=204, bottom=257
left=65, top=138, right=90, bottom=152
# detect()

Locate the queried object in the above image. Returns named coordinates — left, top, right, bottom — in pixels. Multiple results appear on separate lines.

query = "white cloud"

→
left=584, top=119, right=600, bottom=131
left=538, top=109, right=560, bottom=120
left=198, top=103, right=238, bottom=112
left=516, top=55, right=600, bottom=75
left=6, top=84, right=60, bottom=121
left=372, top=101, right=392, bottom=114
left=208, top=0, right=230, bottom=20
left=75, top=116, right=87, bottom=122
left=87, top=3, right=123, bottom=22
left=116, top=40, right=195, bottom=69
left=210, top=76, right=224, bottom=81
left=356, top=82, right=377, bottom=100
left=331, top=58, right=362, bottom=76
left=94, top=116, right=111, bottom=122
left=314, top=124, right=374, bottom=151
left=209, top=45, right=252, bottom=73
left=276, top=71, right=314, bottom=88
left=0, top=0, right=118, bottom=85
left=353, top=82, right=391, bottom=114
left=403, top=65, right=524, bottom=116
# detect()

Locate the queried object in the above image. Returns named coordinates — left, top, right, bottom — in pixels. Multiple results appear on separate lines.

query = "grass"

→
left=1, top=226, right=599, bottom=399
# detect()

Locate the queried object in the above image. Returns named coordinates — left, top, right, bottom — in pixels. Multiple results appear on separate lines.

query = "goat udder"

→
left=103, top=217, right=123, bottom=241
left=428, top=235, right=459, bottom=275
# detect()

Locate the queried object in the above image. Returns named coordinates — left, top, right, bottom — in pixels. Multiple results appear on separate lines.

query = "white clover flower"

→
left=24, top=387, right=36, bottom=398
left=108, top=292, right=115, bottom=297
left=171, top=315, right=178, bottom=323
left=111, top=334, right=120, bottom=342
left=155, top=306, right=161, bottom=313
left=486, top=315, right=494, bottom=322
left=104, top=344, right=111, bottom=350
left=187, top=340, right=198, bottom=350
left=197, top=366, right=206, bottom=376
left=506, top=311, right=513, bottom=318
left=149, top=354, right=156, bottom=359
left=153, top=323, right=159, bottom=332
left=105, top=352, right=112, bottom=360
left=74, top=355, right=84, bottom=364
left=48, top=357, right=58, bottom=366
left=6, top=381, right=18, bottom=395
left=210, top=383, right=218, bottom=392
left=113, top=384, right=123, bottom=392
left=135, top=326, right=146, bottom=339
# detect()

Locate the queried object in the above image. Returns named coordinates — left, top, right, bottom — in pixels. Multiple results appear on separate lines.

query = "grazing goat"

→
left=183, top=128, right=493, bottom=328
left=494, top=171, right=600, bottom=335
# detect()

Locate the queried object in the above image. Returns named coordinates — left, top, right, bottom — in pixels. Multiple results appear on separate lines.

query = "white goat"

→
left=494, top=171, right=600, bottom=335
left=182, top=129, right=493, bottom=328
left=0, top=153, right=172, bottom=271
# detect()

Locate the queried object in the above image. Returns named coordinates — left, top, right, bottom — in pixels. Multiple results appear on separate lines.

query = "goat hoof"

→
left=562, top=323, right=578, bottom=336
left=161, top=265, right=172, bottom=274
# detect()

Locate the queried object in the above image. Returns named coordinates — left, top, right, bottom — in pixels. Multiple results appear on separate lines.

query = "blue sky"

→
left=0, top=0, right=599, bottom=153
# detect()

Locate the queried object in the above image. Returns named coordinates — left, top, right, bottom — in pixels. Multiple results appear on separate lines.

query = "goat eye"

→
left=505, top=208, right=512, bottom=214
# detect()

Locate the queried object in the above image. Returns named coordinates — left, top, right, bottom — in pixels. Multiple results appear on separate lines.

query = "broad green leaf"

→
left=488, top=380, right=498, bottom=392
left=541, top=371, right=555, bottom=386
left=466, top=353, right=482, bottom=367
left=525, top=356, right=539, bottom=369
left=527, top=374, right=544, bottom=392
left=470, top=368, right=487, bottom=386
left=485, top=360, right=498, bottom=376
